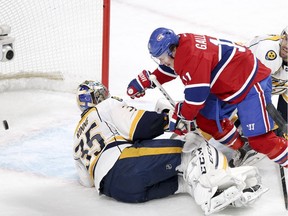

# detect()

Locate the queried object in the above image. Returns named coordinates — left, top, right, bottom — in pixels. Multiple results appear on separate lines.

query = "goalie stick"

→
left=266, top=103, right=288, bottom=210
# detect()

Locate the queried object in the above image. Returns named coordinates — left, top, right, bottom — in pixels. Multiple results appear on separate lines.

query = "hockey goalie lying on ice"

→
left=73, top=80, right=268, bottom=215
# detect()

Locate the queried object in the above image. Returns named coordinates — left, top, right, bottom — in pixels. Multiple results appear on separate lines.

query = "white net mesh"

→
left=0, top=0, right=106, bottom=92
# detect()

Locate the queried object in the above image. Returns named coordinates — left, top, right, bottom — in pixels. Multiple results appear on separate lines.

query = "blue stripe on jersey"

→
left=271, top=145, right=287, bottom=166
left=184, top=84, right=210, bottom=104
left=211, top=39, right=235, bottom=85
left=158, top=64, right=178, bottom=77
left=218, top=132, right=235, bottom=145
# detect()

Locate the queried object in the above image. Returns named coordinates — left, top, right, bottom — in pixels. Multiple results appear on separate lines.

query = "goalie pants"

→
left=99, top=139, right=183, bottom=203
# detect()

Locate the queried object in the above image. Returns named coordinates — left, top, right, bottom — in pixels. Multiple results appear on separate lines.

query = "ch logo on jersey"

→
left=246, top=123, right=255, bottom=131
left=265, top=50, right=277, bottom=60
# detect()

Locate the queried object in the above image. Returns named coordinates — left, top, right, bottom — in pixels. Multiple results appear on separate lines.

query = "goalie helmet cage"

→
left=0, top=0, right=110, bottom=92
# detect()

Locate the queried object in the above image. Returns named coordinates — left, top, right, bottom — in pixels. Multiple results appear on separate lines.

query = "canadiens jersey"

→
left=152, top=33, right=271, bottom=121
left=73, top=96, right=168, bottom=190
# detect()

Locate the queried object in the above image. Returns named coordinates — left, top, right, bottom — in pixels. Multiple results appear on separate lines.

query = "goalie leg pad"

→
left=75, top=159, right=94, bottom=187
left=229, top=166, right=269, bottom=207
left=229, top=166, right=261, bottom=187
left=201, top=185, right=242, bottom=215
left=178, top=138, right=255, bottom=214
left=192, top=169, right=245, bottom=215
left=177, top=138, right=230, bottom=184
left=185, top=165, right=245, bottom=215
left=182, top=132, right=207, bottom=153
left=231, top=184, right=269, bottom=207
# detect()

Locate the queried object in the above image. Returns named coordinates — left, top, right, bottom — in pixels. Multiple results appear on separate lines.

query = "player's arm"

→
left=181, top=81, right=210, bottom=120
left=152, top=64, right=178, bottom=84
left=73, top=116, right=95, bottom=188
left=169, top=81, right=209, bottom=135
left=132, top=110, right=169, bottom=140
left=126, top=65, right=177, bottom=99
left=111, top=104, right=169, bottom=141
left=169, top=58, right=211, bottom=134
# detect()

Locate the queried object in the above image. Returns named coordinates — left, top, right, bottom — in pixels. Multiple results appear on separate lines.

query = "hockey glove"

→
left=169, top=102, right=196, bottom=135
left=127, top=70, right=154, bottom=99
left=169, top=102, right=187, bottom=135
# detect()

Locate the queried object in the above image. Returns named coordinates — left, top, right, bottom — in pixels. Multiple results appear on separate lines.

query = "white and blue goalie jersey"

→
left=73, top=96, right=168, bottom=190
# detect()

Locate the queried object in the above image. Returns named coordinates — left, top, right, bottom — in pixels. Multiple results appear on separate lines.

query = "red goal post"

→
left=0, top=0, right=110, bottom=92
left=102, top=0, right=110, bottom=89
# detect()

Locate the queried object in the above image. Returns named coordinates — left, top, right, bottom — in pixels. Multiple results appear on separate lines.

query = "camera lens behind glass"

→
left=6, top=49, right=14, bottom=60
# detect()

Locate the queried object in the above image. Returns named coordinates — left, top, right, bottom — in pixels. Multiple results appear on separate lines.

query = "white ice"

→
left=0, top=0, right=287, bottom=215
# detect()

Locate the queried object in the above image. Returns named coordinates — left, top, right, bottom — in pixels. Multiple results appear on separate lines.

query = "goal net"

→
left=0, top=0, right=110, bottom=93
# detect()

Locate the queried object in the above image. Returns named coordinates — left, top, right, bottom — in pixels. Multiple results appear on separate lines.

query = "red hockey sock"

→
left=248, top=131, right=288, bottom=167
left=196, top=113, right=244, bottom=150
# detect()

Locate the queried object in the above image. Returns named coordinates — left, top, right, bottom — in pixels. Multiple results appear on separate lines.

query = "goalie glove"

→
left=154, top=98, right=174, bottom=114
left=127, top=70, right=154, bottom=99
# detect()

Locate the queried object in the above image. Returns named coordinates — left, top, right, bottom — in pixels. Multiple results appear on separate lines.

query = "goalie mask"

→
left=77, top=80, right=110, bottom=112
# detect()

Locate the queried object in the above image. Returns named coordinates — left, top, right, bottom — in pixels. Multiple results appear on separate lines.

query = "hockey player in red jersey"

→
left=127, top=27, right=287, bottom=168
left=227, top=26, right=288, bottom=167
left=74, top=80, right=268, bottom=215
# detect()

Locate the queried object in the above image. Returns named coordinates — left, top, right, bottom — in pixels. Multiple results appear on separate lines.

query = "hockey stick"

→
left=149, top=74, right=180, bottom=138
left=266, top=103, right=288, bottom=135
left=149, top=74, right=176, bottom=107
left=279, top=166, right=288, bottom=210
left=266, top=103, right=288, bottom=210
left=149, top=74, right=197, bottom=137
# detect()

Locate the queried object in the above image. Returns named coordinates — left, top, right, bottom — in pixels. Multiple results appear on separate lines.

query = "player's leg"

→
left=196, top=95, right=262, bottom=167
left=176, top=133, right=268, bottom=215
left=237, top=76, right=287, bottom=167
left=176, top=133, right=241, bottom=215
left=99, top=139, right=183, bottom=203
left=197, top=94, right=243, bottom=150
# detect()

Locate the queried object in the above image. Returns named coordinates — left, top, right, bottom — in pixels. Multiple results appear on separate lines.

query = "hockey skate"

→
left=231, top=184, right=269, bottom=207
left=177, top=176, right=243, bottom=215
left=229, top=141, right=266, bottom=167
left=202, top=186, right=242, bottom=215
